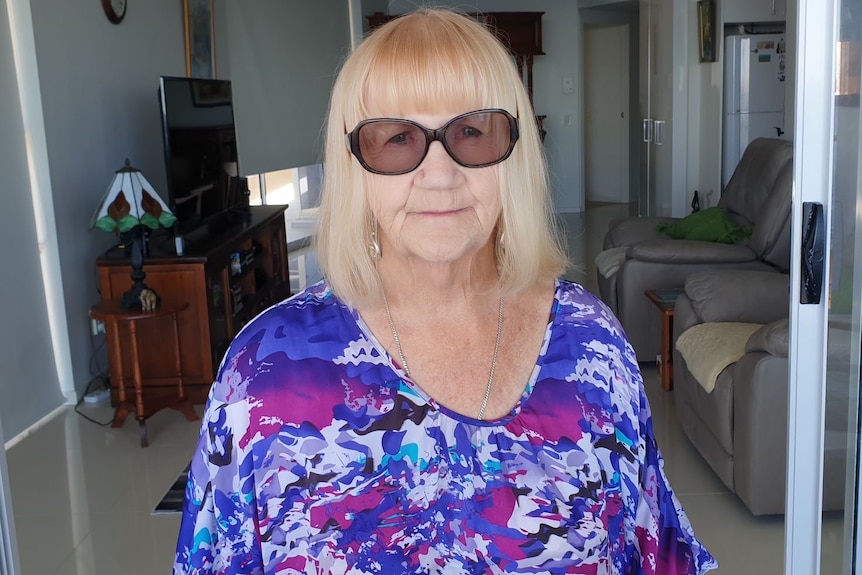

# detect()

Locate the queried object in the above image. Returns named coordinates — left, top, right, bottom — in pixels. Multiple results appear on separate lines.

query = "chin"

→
left=404, top=236, right=493, bottom=265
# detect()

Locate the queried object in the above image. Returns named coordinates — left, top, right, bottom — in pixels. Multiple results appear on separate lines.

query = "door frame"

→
left=785, top=0, right=837, bottom=571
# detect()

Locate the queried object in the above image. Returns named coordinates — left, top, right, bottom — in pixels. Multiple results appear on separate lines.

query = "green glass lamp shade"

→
left=90, top=160, right=176, bottom=233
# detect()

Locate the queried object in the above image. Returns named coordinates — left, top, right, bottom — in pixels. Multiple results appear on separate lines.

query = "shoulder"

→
left=553, top=280, right=626, bottom=336
left=226, top=280, right=341, bottom=356
left=550, top=279, right=638, bottom=374
left=209, top=280, right=351, bottom=404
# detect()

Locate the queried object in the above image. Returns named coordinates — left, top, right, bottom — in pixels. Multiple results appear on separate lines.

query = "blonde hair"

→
left=316, top=8, right=568, bottom=305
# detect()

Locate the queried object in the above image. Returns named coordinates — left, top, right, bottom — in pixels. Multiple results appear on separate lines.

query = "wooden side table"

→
left=89, top=300, right=198, bottom=447
left=645, top=289, right=684, bottom=391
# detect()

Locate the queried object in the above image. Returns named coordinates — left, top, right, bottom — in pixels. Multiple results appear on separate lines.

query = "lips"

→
left=412, top=207, right=468, bottom=216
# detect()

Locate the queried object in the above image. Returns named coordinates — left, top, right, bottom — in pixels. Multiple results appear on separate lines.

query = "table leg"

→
left=170, top=311, right=198, bottom=422
left=661, top=311, right=673, bottom=391
left=108, top=319, right=134, bottom=428
left=139, top=421, right=149, bottom=448
left=128, top=319, right=148, bottom=448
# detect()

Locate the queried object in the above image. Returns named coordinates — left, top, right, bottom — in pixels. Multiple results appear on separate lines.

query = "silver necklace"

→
left=380, top=286, right=505, bottom=420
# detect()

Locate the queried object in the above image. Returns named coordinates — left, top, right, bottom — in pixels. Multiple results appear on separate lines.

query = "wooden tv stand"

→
left=95, top=205, right=290, bottom=406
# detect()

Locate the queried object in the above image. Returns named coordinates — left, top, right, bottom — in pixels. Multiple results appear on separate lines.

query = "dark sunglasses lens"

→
left=444, top=111, right=513, bottom=167
left=353, top=111, right=516, bottom=174
left=356, top=121, right=426, bottom=174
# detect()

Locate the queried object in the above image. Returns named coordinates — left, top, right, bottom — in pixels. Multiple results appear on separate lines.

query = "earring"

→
left=369, top=218, right=381, bottom=261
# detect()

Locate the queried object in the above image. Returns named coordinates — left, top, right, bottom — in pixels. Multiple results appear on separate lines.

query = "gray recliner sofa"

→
left=597, top=137, right=794, bottom=361
left=672, top=269, right=848, bottom=515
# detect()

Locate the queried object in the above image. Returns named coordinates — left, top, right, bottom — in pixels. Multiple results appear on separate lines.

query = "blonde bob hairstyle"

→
left=315, top=8, right=568, bottom=306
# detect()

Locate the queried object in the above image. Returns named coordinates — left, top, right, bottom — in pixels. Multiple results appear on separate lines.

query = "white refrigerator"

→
left=722, top=34, right=788, bottom=188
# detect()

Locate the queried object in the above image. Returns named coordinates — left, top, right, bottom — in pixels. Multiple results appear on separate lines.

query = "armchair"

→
left=672, top=269, right=848, bottom=515
left=596, top=137, right=794, bottom=361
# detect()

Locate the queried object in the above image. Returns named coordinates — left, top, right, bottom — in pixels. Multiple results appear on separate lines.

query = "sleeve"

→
left=173, top=355, right=263, bottom=575
left=632, top=381, right=718, bottom=575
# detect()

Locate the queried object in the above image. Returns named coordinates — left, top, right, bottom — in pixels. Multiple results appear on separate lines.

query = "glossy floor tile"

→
left=7, top=404, right=199, bottom=575
left=0, top=203, right=825, bottom=573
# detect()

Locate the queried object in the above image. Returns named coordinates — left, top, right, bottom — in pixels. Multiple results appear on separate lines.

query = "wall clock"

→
left=101, top=0, right=127, bottom=24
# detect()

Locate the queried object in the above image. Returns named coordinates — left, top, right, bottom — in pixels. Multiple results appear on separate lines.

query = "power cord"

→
left=75, top=327, right=112, bottom=426
left=89, top=328, right=107, bottom=378
left=74, top=375, right=113, bottom=427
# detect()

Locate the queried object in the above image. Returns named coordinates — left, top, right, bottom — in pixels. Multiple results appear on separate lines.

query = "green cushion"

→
left=656, top=207, right=752, bottom=244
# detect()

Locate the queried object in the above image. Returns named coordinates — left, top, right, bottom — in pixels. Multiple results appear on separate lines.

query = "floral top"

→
left=174, top=279, right=717, bottom=574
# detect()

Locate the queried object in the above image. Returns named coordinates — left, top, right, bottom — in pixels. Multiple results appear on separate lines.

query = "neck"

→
left=375, top=243, right=499, bottom=307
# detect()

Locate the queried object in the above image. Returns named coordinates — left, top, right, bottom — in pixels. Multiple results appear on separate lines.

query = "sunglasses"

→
left=346, top=109, right=520, bottom=175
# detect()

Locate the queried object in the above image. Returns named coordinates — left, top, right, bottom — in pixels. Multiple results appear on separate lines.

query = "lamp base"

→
left=120, top=283, right=161, bottom=310
left=119, top=228, right=161, bottom=310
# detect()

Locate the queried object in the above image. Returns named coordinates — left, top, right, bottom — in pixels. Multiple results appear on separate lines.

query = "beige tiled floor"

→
left=6, top=403, right=199, bottom=574
left=3, top=203, right=846, bottom=573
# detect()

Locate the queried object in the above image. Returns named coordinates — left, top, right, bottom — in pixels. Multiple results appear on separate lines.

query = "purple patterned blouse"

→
left=174, top=279, right=717, bottom=574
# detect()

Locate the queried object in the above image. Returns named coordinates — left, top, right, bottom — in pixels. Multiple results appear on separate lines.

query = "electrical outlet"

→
left=90, top=318, right=105, bottom=336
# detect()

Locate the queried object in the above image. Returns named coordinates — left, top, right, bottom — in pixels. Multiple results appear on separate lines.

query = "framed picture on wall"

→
left=697, top=0, right=716, bottom=63
left=183, top=0, right=216, bottom=78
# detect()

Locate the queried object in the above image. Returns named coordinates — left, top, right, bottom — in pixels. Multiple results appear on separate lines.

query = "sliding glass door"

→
left=786, top=0, right=862, bottom=572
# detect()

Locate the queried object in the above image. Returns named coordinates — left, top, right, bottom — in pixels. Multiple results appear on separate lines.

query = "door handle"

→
left=643, top=118, right=654, bottom=143
left=655, top=120, right=665, bottom=145
left=800, top=202, right=825, bottom=304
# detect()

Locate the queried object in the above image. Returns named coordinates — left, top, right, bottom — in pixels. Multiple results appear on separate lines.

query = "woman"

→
left=174, top=8, right=717, bottom=574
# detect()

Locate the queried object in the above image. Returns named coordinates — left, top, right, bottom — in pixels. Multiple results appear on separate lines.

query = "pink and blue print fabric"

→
left=174, top=279, right=717, bottom=574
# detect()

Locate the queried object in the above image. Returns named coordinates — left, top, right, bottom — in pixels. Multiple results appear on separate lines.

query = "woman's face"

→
left=364, top=110, right=503, bottom=267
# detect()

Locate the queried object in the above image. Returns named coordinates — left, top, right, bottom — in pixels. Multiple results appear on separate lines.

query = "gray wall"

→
left=0, top=0, right=63, bottom=439
left=27, top=0, right=189, bottom=441
left=387, top=0, right=585, bottom=213
left=226, top=1, right=352, bottom=175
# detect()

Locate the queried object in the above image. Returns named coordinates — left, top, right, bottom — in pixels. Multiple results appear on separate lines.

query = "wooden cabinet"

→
left=723, top=0, right=786, bottom=23
left=96, top=205, right=290, bottom=405
left=482, top=12, right=544, bottom=56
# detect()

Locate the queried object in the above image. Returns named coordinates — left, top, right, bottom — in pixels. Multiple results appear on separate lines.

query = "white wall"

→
left=1, top=0, right=65, bottom=439
left=387, top=0, right=585, bottom=213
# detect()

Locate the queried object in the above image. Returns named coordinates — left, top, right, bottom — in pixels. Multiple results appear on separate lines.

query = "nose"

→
left=414, top=141, right=460, bottom=186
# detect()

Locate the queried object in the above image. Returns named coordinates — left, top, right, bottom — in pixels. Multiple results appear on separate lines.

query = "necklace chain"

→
left=380, top=286, right=504, bottom=420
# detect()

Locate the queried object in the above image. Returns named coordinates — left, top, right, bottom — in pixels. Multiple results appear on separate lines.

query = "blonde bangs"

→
left=352, top=10, right=518, bottom=122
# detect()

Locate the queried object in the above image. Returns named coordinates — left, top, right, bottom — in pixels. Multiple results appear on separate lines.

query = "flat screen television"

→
left=158, top=76, right=248, bottom=235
